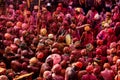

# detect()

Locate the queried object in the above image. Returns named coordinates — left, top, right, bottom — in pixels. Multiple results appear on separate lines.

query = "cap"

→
left=84, top=26, right=91, bottom=31
left=75, top=7, right=81, bottom=12
left=48, top=34, right=54, bottom=39
left=75, top=62, right=83, bottom=68
left=40, top=28, right=47, bottom=36
left=26, top=11, right=31, bottom=15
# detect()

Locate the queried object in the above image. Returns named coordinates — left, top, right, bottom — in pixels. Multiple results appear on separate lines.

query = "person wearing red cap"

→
left=94, top=48, right=108, bottom=66
left=81, top=65, right=98, bottom=80
left=74, top=62, right=83, bottom=69
left=106, top=28, right=117, bottom=47
left=96, top=39, right=108, bottom=56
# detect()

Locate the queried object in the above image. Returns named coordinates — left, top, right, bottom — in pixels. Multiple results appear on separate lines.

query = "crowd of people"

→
left=0, top=0, right=120, bottom=80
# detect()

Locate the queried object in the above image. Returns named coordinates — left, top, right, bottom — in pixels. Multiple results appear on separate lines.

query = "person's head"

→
left=114, top=5, right=119, bottom=11
left=115, top=22, right=120, bottom=27
left=52, top=64, right=62, bottom=74
left=107, top=28, right=114, bottom=35
left=81, top=49, right=87, bottom=56
left=26, top=11, right=31, bottom=17
left=86, top=65, right=94, bottom=73
left=93, top=67, right=100, bottom=75
left=75, top=7, right=81, bottom=14
left=103, top=63, right=110, bottom=69
left=70, top=23, right=76, bottom=30
left=0, top=75, right=8, bottom=80
left=45, top=58, right=53, bottom=67
left=8, top=9, right=14, bottom=15
left=91, top=6, right=95, bottom=11
left=42, top=7, right=48, bottom=13
left=96, top=0, right=102, bottom=4
left=56, top=7, right=62, bottom=13
left=19, top=4, right=24, bottom=11
left=34, top=5, right=39, bottom=12
left=9, top=4, right=14, bottom=9
left=110, top=42, right=117, bottom=49
left=72, top=62, right=83, bottom=70
left=96, top=48, right=102, bottom=55
left=58, top=3, right=63, bottom=7
left=118, top=70, right=120, bottom=74
left=116, top=58, right=120, bottom=64
left=43, top=71, right=52, bottom=80
left=102, top=8, right=106, bottom=13
left=84, top=25, right=91, bottom=31
left=97, top=39, right=103, bottom=45
left=60, top=60, right=68, bottom=68
left=6, top=21, right=14, bottom=28
left=113, top=56, right=119, bottom=64
left=106, top=12, right=111, bottom=19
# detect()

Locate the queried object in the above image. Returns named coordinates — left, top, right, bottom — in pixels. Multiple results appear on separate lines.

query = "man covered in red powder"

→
left=101, top=63, right=115, bottom=80
left=81, top=65, right=98, bottom=80
left=80, top=25, right=94, bottom=47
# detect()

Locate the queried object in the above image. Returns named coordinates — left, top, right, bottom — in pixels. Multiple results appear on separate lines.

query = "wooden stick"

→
left=76, top=24, right=90, bottom=29
left=37, top=0, right=41, bottom=35
left=14, top=72, right=34, bottom=80
left=27, top=0, right=30, bottom=8
left=38, top=0, right=41, bottom=10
